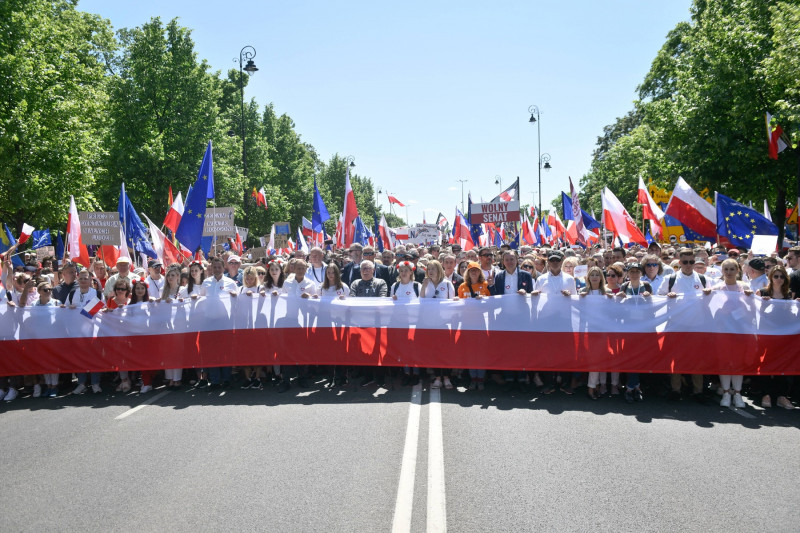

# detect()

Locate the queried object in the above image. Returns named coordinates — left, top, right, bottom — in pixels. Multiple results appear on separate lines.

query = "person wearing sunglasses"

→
left=755, top=265, right=796, bottom=409
left=658, top=248, right=708, bottom=402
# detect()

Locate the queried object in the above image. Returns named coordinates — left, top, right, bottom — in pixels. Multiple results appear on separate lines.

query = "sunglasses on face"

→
left=645, top=263, right=659, bottom=268
left=521, top=265, right=533, bottom=270
left=773, top=274, right=785, bottom=279
left=39, top=288, right=52, bottom=293
left=681, top=260, right=695, bottom=265
left=480, top=254, right=492, bottom=258
left=606, top=273, right=618, bottom=278
left=548, top=258, right=562, bottom=263
left=115, top=287, right=127, bottom=292
left=363, top=252, right=375, bottom=256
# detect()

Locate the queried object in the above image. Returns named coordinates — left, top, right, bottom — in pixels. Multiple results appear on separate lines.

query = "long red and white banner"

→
left=1, top=293, right=798, bottom=375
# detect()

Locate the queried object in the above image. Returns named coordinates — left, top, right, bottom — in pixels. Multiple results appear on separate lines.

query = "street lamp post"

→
left=456, top=179, right=468, bottom=212
left=540, top=153, right=552, bottom=212
left=528, top=105, right=552, bottom=216
left=238, top=45, right=258, bottom=229
left=494, top=175, right=502, bottom=191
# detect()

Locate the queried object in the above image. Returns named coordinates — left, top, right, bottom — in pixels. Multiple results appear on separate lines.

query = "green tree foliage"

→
left=0, top=0, right=115, bottom=231
left=316, top=154, right=379, bottom=235
left=581, top=0, right=800, bottom=242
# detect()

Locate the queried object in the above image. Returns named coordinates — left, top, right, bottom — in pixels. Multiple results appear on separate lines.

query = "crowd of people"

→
left=1, top=240, right=798, bottom=411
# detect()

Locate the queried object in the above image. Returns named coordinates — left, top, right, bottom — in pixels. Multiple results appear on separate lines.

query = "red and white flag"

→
left=252, top=187, right=268, bottom=210
left=163, top=192, right=184, bottom=234
left=569, top=177, right=588, bottom=246
left=548, top=212, right=566, bottom=242
left=66, top=196, right=91, bottom=267
left=521, top=218, right=537, bottom=245
left=378, top=214, right=395, bottom=250
left=602, top=187, right=647, bottom=245
left=343, top=167, right=359, bottom=247
left=766, top=112, right=789, bottom=160
left=296, top=227, right=309, bottom=255
left=18, top=223, right=34, bottom=245
left=301, top=217, right=314, bottom=237
left=80, top=295, right=105, bottom=319
left=388, top=195, right=405, bottom=207
left=453, top=210, right=475, bottom=251
left=145, top=215, right=181, bottom=266
left=636, top=177, right=664, bottom=239
left=664, top=177, right=716, bottom=238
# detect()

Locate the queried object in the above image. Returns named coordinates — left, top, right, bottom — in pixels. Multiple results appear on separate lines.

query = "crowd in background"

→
left=1, top=239, right=798, bottom=411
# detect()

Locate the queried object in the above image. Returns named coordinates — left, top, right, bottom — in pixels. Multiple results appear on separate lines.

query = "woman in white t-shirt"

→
left=318, top=263, right=350, bottom=299
left=239, top=266, right=266, bottom=390
left=708, top=258, right=753, bottom=408
left=580, top=267, right=610, bottom=400
left=392, top=261, right=422, bottom=386
left=420, top=260, right=455, bottom=389
left=178, top=261, right=205, bottom=299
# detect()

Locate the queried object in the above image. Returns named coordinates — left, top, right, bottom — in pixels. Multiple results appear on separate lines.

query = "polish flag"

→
left=602, top=187, right=647, bottom=245
left=66, top=196, right=91, bottom=267
left=548, top=211, right=566, bottom=242
left=301, top=217, right=314, bottom=237
left=636, top=177, right=663, bottom=239
left=335, top=213, right=344, bottom=248
left=378, top=214, right=395, bottom=250
left=80, top=295, right=105, bottom=319
left=664, top=177, right=716, bottom=238
left=453, top=210, right=475, bottom=251
left=766, top=112, right=789, bottom=160
left=569, top=177, right=588, bottom=246
left=18, top=223, right=35, bottom=245
left=233, top=228, right=243, bottom=255
left=296, top=227, right=309, bottom=255
left=252, top=187, right=268, bottom=210
left=388, top=195, right=405, bottom=207
left=343, top=167, right=359, bottom=247
left=163, top=192, right=184, bottom=234
left=145, top=215, right=181, bottom=266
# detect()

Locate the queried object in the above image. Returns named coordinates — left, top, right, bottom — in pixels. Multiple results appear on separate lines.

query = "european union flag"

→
left=55, top=233, right=64, bottom=261
left=31, top=229, right=52, bottom=249
left=561, top=192, right=602, bottom=230
left=118, top=184, right=157, bottom=258
left=312, top=177, right=330, bottom=232
left=2, top=224, right=24, bottom=267
left=467, top=193, right=484, bottom=245
left=353, top=216, right=369, bottom=245
left=373, top=213, right=384, bottom=251
left=716, top=192, right=778, bottom=248
left=176, top=142, right=213, bottom=252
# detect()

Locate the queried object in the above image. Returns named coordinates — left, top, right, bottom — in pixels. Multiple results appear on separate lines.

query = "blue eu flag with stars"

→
left=716, top=192, right=778, bottom=249
left=176, top=142, right=213, bottom=252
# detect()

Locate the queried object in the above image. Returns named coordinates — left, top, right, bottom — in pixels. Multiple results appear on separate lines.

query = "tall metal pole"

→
left=456, top=179, right=468, bottom=212
left=529, top=105, right=542, bottom=215
left=238, top=45, right=257, bottom=230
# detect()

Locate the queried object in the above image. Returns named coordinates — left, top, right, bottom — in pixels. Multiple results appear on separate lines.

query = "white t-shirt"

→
left=146, top=275, right=165, bottom=299
left=499, top=269, right=519, bottom=295
left=748, top=274, right=768, bottom=293
left=320, top=283, right=350, bottom=298
left=421, top=279, right=455, bottom=299
left=534, top=271, right=577, bottom=295
left=178, top=284, right=203, bottom=298
left=200, top=275, right=238, bottom=296
left=281, top=276, right=318, bottom=298
left=657, top=271, right=706, bottom=295
left=392, top=281, right=419, bottom=300
left=711, top=280, right=750, bottom=292
left=306, top=264, right=328, bottom=289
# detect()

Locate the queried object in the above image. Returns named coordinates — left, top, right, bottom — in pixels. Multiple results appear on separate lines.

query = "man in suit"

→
left=341, top=244, right=364, bottom=286
left=490, top=250, right=534, bottom=295
left=441, top=253, right=463, bottom=287
left=363, top=245, right=391, bottom=285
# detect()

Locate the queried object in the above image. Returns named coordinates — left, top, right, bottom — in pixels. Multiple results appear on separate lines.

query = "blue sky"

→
left=79, top=0, right=691, bottom=226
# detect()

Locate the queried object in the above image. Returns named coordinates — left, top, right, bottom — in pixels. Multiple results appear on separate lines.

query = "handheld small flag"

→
left=80, top=296, right=104, bottom=319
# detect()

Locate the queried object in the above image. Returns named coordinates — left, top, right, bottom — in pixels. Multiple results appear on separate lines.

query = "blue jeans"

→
left=626, top=373, right=640, bottom=390
left=208, top=366, right=232, bottom=385
left=76, top=372, right=101, bottom=386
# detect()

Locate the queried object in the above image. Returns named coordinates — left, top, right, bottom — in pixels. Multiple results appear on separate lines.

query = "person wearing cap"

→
left=658, top=247, right=709, bottom=402
left=145, top=259, right=165, bottom=299
left=477, top=247, right=498, bottom=286
left=455, top=262, right=491, bottom=391
left=744, top=258, right=768, bottom=292
left=225, top=255, right=243, bottom=286
left=532, top=251, right=577, bottom=296
left=103, top=257, right=138, bottom=300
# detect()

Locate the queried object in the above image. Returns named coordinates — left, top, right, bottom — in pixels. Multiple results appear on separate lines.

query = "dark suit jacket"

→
left=343, top=262, right=390, bottom=286
left=490, top=269, right=534, bottom=296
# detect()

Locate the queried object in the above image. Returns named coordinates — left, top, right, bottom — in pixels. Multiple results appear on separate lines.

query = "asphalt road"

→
left=1, top=375, right=798, bottom=532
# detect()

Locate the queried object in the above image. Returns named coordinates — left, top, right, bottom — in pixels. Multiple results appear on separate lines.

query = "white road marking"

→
left=114, top=390, right=171, bottom=420
left=427, top=387, right=447, bottom=533
left=392, top=384, right=422, bottom=533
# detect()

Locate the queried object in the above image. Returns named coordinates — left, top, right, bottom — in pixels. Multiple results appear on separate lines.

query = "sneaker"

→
left=733, top=393, right=745, bottom=409
left=47, top=387, right=57, bottom=398
left=720, top=392, right=731, bottom=407
left=4, top=387, right=18, bottom=402
left=91, top=384, right=102, bottom=394
left=33, top=384, right=42, bottom=398
left=777, top=396, right=796, bottom=410
left=375, top=377, right=385, bottom=387
left=72, top=383, right=87, bottom=395
left=196, top=379, right=209, bottom=389
left=240, top=379, right=253, bottom=390
left=140, top=385, right=152, bottom=393
left=533, top=374, right=544, bottom=387
left=761, top=395, right=771, bottom=408
left=443, top=377, right=453, bottom=390
left=633, top=389, right=643, bottom=402
left=277, top=380, right=290, bottom=393
left=251, top=378, right=262, bottom=389
left=610, top=385, right=620, bottom=396
left=625, top=389, right=634, bottom=403
left=432, top=378, right=442, bottom=389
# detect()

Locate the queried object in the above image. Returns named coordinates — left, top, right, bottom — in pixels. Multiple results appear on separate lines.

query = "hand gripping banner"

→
left=0, top=293, right=799, bottom=376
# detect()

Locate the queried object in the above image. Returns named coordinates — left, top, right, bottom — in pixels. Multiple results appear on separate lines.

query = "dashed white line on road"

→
left=114, top=390, right=171, bottom=420
left=427, top=387, right=447, bottom=533
left=392, top=384, right=422, bottom=533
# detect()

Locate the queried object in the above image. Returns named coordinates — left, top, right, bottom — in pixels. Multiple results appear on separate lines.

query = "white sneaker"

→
left=720, top=392, right=731, bottom=407
left=91, top=384, right=102, bottom=394
left=72, top=383, right=87, bottom=395
left=33, top=384, right=42, bottom=398
left=443, top=377, right=453, bottom=390
left=140, top=385, right=152, bottom=393
left=533, top=375, right=544, bottom=387
left=733, top=393, right=746, bottom=409
left=0, top=389, right=6, bottom=401
left=4, top=387, right=18, bottom=402
left=432, top=378, right=442, bottom=389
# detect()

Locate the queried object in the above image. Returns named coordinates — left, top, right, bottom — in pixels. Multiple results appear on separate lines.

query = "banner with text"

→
left=470, top=201, right=521, bottom=224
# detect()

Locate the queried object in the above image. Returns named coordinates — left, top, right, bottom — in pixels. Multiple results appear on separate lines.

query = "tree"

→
left=0, top=0, right=115, bottom=231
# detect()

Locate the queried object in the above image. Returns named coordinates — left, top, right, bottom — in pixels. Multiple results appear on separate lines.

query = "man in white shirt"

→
left=745, top=258, right=768, bottom=293
left=103, top=257, right=139, bottom=300
left=658, top=247, right=708, bottom=402
left=306, top=247, right=327, bottom=289
left=533, top=251, right=577, bottom=295
left=145, top=260, right=164, bottom=299
left=199, top=257, right=238, bottom=390
left=440, top=253, right=463, bottom=286
left=281, top=260, right=318, bottom=298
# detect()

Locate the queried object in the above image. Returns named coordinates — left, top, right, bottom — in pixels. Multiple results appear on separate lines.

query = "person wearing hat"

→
left=532, top=250, right=577, bottom=296
left=225, top=255, right=243, bottom=286
left=103, top=256, right=138, bottom=300
left=456, top=262, right=491, bottom=390
left=744, top=257, right=768, bottom=292
left=145, top=259, right=165, bottom=299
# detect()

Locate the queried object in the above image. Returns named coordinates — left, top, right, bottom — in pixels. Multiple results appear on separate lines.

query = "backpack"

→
left=391, top=281, right=420, bottom=297
left=667, top=273, right=706, bottom=292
